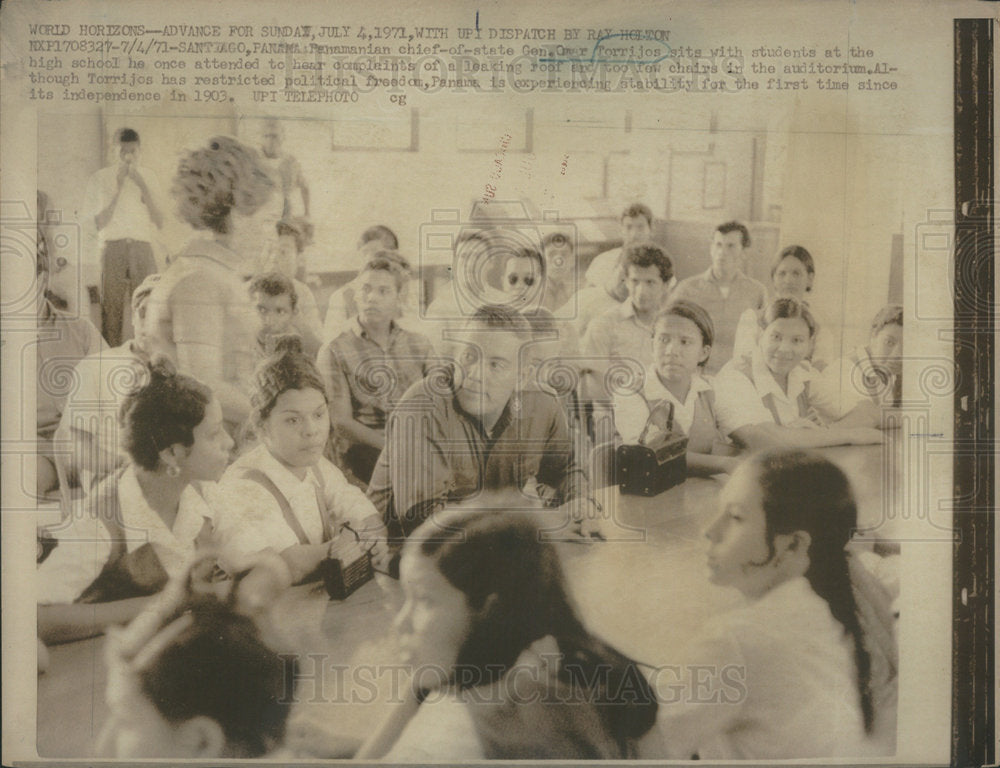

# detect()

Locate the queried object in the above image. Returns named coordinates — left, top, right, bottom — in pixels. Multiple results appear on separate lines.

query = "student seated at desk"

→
left=212, top=336, right=387, bottom=581
left=732, top=245, right=836, bottom=370
left=357, top=508, right=658, bottom=760
left=612, top=301, right=739, bottom=478
left=713, top=298, right=883, bottom=451
left=96, top=557, right=295, bottom=759
left=54, top=274, right=164, bottom=494
left=813, top=304, right=903, bottom=429
left=37, top=359, right=233, bottom=645
left=653, top=450, right=896, bottom=758
left=317, top=255, right=436, bottom=484
left=323, top=226, right=424, bottom=339
left=367, top=305, right=599, bottom=556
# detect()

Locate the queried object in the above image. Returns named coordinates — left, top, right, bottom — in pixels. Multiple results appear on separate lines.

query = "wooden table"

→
left=37, top=444, right=891, bottom=757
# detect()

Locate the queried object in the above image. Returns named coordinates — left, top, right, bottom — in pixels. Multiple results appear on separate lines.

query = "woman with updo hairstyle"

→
left=145, top=135, right=275, bottom=435
left=358, top=507, right=659, bottom=761
left=212, top=335, right=388, bottom=583
left=37, top=357, right=233, bottom=645
left=712, top=298, right=883, bottom=451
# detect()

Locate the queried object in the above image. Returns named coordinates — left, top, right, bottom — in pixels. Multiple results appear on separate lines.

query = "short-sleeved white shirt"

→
left=655, top=576, right=869, bottom=759
left=37, top=466, right=213, bottom=604
left=211, top=444, right=379, bottom=571
left=713, top=347, right=834, bottom=435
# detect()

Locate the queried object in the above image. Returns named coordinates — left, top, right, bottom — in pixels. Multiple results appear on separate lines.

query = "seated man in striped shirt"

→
left=317, top=255, right=437, bottom=483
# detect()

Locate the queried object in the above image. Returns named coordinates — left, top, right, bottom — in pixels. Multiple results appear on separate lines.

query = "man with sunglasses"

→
left=500, top=247, right=546, bottom=311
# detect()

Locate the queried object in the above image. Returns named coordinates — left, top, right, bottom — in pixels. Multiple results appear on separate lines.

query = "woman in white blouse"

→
left=713, top=298, right=883, bottom=451
left=37, top=359, right=233, bottom=644
left=653, top=450, right=890, bottom=758
left=212, top=336, right=387, bottom=581
left=613, top=301, right=738, bottom=476
left=731, top=245, right=835, bottom=370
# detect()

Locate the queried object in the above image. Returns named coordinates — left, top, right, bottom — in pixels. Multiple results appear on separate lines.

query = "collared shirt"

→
left=211, top=444, right=380, bottom=571
left=367, top=379, right=587, bottom=528
left=585, top=247, right=623, bottom=291
left=672, top=269, right=768, bottom=374
left=581, top=300, right=655, bottom=371
left=713, top=347, right=835, bottom=435
left=317, top=317, right=435, bottom=430
left=644, top=371, right=714, bottom=436
left=36, top=465, right=213, bottom=604
left=612, top=373, right=718, bottom=447
left=147, top=238, right=257, bottom=394
left=656, top=576, right=867, bottom=759
left=54, top=341, right=146, bottom=487
left=36, top=302, right=108, bottom=438
left=83, top=163, right=162, bottom=246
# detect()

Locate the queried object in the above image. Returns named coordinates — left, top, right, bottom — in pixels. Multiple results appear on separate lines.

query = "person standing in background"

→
left=672, top=221, right=768, bottom=374
left=147, top=135, right=274, bottom=435
left=563, top=203, right=658, bottom=338
left=83, top=128, right=163, bottom=347
left=260, top=119, right=310, bottom=220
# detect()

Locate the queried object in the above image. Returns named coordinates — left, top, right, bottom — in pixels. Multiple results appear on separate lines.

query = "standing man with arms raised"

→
left=83, top=128, right=163, bottom=347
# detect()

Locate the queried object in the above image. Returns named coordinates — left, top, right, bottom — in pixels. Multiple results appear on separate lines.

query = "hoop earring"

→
left=166, top=464, right=181, bottom=478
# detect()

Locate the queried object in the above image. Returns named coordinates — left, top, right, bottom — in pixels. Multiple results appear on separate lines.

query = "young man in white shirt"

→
left=83, top=128, right=164, bottom=346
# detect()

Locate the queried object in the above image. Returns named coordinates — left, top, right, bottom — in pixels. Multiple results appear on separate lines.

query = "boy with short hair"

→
left=317, top=256, right=436, bottom=483
left=249, top=272, right=298, bottom=358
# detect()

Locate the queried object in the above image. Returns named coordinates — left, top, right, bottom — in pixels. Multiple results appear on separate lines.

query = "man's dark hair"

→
left=622, top=244, right=673, bottom=284
left=359, top=224, right=399, bottom=251
left=467, top=304, right=533, bottom=339
left=621, top=203, right=653, bottom=227
left=361, top=253, right=410, bottom=292
left=118, top=128, right=140, bottom=144
left=716, top=220, right=751, bottom=248
left=250, top=272, right=298, bottom=310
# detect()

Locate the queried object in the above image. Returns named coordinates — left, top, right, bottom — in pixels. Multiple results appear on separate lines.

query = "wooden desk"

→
left=37, top=444, right=890, bottom=757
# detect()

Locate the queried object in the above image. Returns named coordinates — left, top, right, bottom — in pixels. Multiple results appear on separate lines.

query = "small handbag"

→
left=321, top=529, right=375, bottom=600
left=615, top=400, right=688, bottom=497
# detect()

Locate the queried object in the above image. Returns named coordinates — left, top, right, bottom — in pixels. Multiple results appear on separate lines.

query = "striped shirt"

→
left=317, top=318, right=436, bottom=431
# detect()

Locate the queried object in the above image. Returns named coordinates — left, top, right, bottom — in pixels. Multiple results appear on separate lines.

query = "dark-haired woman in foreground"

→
left=358, top=507, right=659, bottom=760
left=37, top=359, right=233, bottom=644
left=654, top=449, right=893, bottom=758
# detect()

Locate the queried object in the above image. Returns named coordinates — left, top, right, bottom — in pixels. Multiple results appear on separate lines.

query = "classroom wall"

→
left=37, top=103, right=899, bottom=338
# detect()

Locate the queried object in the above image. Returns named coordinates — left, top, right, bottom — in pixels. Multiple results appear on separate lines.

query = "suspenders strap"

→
left=240, top=468, right=313, bottom=546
